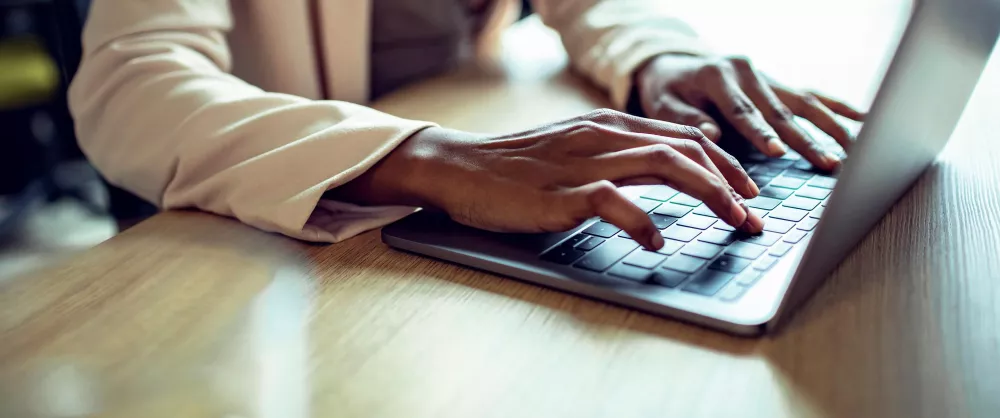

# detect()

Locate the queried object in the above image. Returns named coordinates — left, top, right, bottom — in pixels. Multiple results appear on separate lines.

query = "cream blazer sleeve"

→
left=70, top=0, right=709, bottom=243
left=532, top=0, right=712, bottom=108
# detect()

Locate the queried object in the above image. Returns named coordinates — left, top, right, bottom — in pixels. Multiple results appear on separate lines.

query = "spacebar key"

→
left=573, top=239, right=640, bottom=272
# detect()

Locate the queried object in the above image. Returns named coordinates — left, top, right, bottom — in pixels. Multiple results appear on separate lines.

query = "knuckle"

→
left=773, top=104, right=795, bottom=121
left=694, top=63, right=726, bottom=84
left=646, top=144, right=681, bottom=166
left=584, top=108, right=623, bottom=124
left=680, top=124, right=705, bottom=139
left=585, top=181, right=619, bottom=208
left=727, top=55, right=754, bottom=71
left=801, top=93, right=823, bottom=107
left=564, top=120, right=610, bottom=139
left=706, top=178, right=732, bottom=203
left=730, top=97, right=756, bottom=116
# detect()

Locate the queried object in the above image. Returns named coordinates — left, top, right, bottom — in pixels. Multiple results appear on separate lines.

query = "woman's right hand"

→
left=332, top=109, right=764, bottom=251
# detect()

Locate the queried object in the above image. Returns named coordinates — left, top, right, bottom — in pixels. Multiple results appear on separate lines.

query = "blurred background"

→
left=0, top=0, right=119, bottom=281
left=0, top=0, right=908, bottom=281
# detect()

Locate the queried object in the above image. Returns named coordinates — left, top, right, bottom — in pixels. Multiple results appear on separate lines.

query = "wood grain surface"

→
left=2, top=12, right=1000, bottom=418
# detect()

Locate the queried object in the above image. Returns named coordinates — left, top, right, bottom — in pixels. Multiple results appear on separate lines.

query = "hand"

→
left=331, top=110, right=764, bottom=251
left=635, top=54, right=865, bottom=171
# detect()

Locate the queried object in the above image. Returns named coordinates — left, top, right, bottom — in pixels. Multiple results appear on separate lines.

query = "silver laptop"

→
left=382, top=0, right=1000, bottom=335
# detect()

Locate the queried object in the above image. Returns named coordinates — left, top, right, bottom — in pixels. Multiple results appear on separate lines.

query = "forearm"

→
left=71, top=0, right=434, bottom=242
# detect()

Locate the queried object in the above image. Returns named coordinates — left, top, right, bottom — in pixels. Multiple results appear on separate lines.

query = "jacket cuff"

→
left=607, top=32, right=714, bottom=110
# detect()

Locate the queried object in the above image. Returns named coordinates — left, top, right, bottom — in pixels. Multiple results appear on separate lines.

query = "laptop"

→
left=382, top=0, right=1000, bottom=335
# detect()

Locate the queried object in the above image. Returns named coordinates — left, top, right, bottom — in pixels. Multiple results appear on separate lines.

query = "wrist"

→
left=329, top=126, right=476, bottom=209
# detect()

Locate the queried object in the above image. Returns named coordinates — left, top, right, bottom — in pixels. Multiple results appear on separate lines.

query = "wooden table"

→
left=3, top=14, right=1000, bottom=418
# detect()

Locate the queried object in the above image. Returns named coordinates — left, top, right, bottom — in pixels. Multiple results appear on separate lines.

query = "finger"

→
left=731, top=60, right=841, bottom=170
left=696, top=64, right=785, bottom=158
left=650, top=95, right=723, bottom=142
left=782, top=90, right=856, bottom=153
left=688, top=136, right=759, bottom=198
left=808, top=91, right=866, bottom=121
left=563, top=181, right=663, bottom=250
left=632, top=133, right=757, bottom=198
left=598, top=116, right=757, bottom=198
left=581, top=145, right=749, bottom=228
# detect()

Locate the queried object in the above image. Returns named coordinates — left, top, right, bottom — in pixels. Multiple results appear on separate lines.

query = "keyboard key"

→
left=655, top=239, right=685, bottom=255
left=583, top=222, right=620, bottom=238
left=540, top=245, right=587, bottom=265
left=797, top=218, right=820, bottom=231
left=718, top=284, right=749, bottom=302
left=678, top=215, right=717, bottom=230
left=746, top=196, right=782, bottom=210
left=793, top=160, right=814, bottom=171
left=573, top=239, right=639, bottom=272
left=714, top=222, right=736, bottom=232
left=809, top=176, right=837, bottom=189
left=725, top=242, right=768, bottom=259
left=750, top=208, right=770, bottom=220
left=641, top=186, right=679, bottom=202
left=575, top=236, right=605, bottom=251
left=753, top=256, right=780, bottom=271
left=782, top=168, right=815, bottom=179
left=650, top=270, right=688, bottom=288
left=653, top=203, right=692, bottom=218
left=683, top=270, right=735, bottom=296
left=649, top=214, right=680, bottom=230
left=783, top=196, right=820, bottom=211
left=769, top=242, right=793, bottom=257
left=562, top=234, right=589, bottom=248
left=708, top=255, right=751, bottom=274
left=761, top=218, right=796, bottom=234
left=662, top=254, right=707, bottom=274
left=608, top=264, right=654, bottom=282
left=692, top=205, right=718, bottom=218
left=796, top=187, right=831, bottom=200
left=809, top=207, right=824, bottom=219
left=750, top=165, right=785, bottom=177
left=750, top=175, right=775, bottom=187
left=739, top=231, right=782, bottom=246
left=698, top=229, right=738, bottom=245
left=631, top=198, right=661, bottom=213
left=681, top=242, right=726, bottom=259
left=618, top=231, right=632, bottom=239
left=783, top=230, right=808, bottom=244
left=662, top=225, right=702, bottom=242
left=764, top=159, right=795, bottom=169
left=623, top=250, right=667, bottom=269
left=770, top=176, right=807, bottom=190
left=734, top=271, right=763, bottom=286
left=671, top=194, right=702, bottom=207
left=770, top=206, right=809, bottom=222
left=759, top=186, right=794, bottom=199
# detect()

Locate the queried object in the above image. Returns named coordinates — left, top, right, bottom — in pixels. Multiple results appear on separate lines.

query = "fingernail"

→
left=747, top=179, right=760, bottom=197
left=766, top=138, right=787, bottom=156
left=650, top=232, right=665, bottom=250
left=699, top=122, right=721, bottom=141
left=821, top=152, right=842, bottom=169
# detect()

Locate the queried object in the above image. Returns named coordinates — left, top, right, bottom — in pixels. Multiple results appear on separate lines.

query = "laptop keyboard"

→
left=539, top=152, right=836, bottom=303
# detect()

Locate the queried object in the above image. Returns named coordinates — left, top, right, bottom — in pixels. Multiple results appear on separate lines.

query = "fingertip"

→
left=728, top=201, right=749, bottom=227
left=765, top=137, right=788, bottom=157
left=648, top=232, right=665, bottom=251
left=741, top=211, right=765, bottom=234
left=744, top=178, right=760, bottom=198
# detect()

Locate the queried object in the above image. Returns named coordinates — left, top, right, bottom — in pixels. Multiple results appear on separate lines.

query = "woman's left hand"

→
left=635, top=54, right=865, bottom=171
